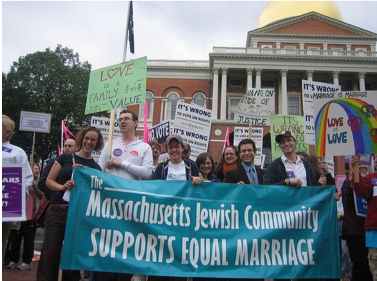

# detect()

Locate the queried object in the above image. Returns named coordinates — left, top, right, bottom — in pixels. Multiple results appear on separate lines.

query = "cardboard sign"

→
left=235, top=88, right=275, bottom=126
left=313, top=91, right=377, bottom=156
left=85, top=57, right=147, bottom=115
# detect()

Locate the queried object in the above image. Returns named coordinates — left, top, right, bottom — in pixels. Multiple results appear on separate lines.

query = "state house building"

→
left=129, top=1, right=377, bottom=172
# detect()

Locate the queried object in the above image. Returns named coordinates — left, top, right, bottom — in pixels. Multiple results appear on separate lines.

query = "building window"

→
left=229, top=79, right=243, bottom=87
left=331, top=48, right=344, bottom=56
left=167, top=92, right=179, bottom=120
left=228, top=97, right=242, bottom=120
left=285, top=46, right=296, bottom=54
left=261, top=45, right=273, bottom=54
left=262, top=80, right=274, bottom=88
left=308, top=47, right=320, bottom=55
left=192, top=92, right=206, bottom=107
left=288, top=95, right=301, bottom=115
left=139, top=91, right=154, bottom=121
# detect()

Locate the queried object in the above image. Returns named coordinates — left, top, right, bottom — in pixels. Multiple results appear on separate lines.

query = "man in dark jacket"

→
left=225, top=138, right=264, bottom=185
left=263, top=130, right=319, bottom=187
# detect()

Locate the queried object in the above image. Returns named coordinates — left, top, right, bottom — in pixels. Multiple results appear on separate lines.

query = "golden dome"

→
left=257, top=1, right=343, bottom=28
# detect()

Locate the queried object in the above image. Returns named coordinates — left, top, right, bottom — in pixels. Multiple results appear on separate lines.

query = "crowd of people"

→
left=2, top=112, right=376, bottom=281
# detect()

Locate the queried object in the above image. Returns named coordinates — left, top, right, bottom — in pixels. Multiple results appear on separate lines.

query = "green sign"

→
left=85, top=57, right=147, bottom=115
left=270, top=114, right=309, bottom=160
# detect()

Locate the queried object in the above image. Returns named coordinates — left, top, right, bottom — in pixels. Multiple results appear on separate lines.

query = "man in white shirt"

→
left=2, top=115, right=33, bottom=260
left=263, top=130, right=318, bottom=187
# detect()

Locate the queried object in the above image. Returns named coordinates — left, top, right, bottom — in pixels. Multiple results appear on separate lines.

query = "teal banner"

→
left=61, top=167, right=341, bottom=279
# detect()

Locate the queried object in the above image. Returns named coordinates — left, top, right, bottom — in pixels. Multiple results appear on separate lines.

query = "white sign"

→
left=90, top=116, right=122, bottom=161
left=302, top=81, right=341, bottom=145
left=235, top=88, right=275, bottom=126
left=233, top=126, right=264, bottom=153
left=19, top=111, right=51, bottom=133
left=172, top=101, right=212, bottom=161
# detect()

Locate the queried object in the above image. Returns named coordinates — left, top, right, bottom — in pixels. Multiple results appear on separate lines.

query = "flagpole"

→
left=123, top=1, right=132, bottom=63
left=60, top=120, right=64, bottom=154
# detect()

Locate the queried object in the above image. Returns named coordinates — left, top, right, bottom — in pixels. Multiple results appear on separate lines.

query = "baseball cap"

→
left=275, top=130, right=296, bottom=143
left=166, top=134, right=183, bottom=145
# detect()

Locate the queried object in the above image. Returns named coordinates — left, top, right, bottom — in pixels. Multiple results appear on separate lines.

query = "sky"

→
left=2, top=1, right=377, bottom=73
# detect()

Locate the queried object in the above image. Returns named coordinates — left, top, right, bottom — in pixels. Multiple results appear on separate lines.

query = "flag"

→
left=128, top=1, right=135, bottom=54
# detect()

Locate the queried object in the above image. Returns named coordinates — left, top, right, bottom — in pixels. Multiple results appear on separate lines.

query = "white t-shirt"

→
left=166, top=161, right=186, bottom=180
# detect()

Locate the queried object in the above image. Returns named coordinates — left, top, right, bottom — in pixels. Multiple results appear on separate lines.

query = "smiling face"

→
left=239, top=143, right=256, bottom=165
left=278, top=136, right=297, bottom=156
left=80, top=131, right=99, bottom=154
left=224, top=147, right=238, bottom=165
left=199, top=157, right=213, bottom=177
left=167, top=139, right=183, bottom=164
left=32, top=164, right=40, bottom=179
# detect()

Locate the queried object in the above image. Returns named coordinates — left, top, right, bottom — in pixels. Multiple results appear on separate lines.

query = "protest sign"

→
left=173, top=101, right=212, bottom=160
left=234, top=127, right=264, bottom=167
left=61, top=167, right=341, bottom=279
left=313, top=91, right=377, bottom=157
left=302, top=81, right=341, bottom=145
left=147, top=120, right=171, bottom=154
left=235, top=88, right=275, bottom=126
left=90, top=116, right=122, bottom=161
left=85, top=57, right=147, bottom=115
left=2, top=165, right=26, bottom=222
left=270, top=115, right=309, bottom=160
left=19, top=111, right=51, bottom=133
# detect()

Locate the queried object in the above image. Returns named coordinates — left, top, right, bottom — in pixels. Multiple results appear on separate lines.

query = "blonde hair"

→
left=2, top=115, right=15, bottom=141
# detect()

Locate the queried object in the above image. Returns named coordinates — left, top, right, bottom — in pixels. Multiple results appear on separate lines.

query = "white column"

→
left=246, top=68, right=253, bottom=90
left=306, top=70, right=314, bottom=82
left=358, top=71, right=366, bottom=91
left=255, top=68, right=262, bottom=88
left=280, top=69, right=288, bottom=115
left=220, top=68, right=228, bottom=120
left=212, top=68, right=219, bottom=120
left=332, top=71, right=340, bottom=86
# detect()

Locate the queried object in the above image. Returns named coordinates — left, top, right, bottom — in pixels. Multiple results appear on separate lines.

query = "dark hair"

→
left=183, top=143, right=191, bottom=152
left=238, top=139, right=256, bottom=153
left=149, top=141, right=161, bottom=151
left=305, top=155, right=320, bottom=175
left=76, top=127, right=104, bottom=152
left=196, top=153, right=216, bottom=178
left=120, top=109, right=138, bottom=121
left=297, top=151, right=309, bottom=158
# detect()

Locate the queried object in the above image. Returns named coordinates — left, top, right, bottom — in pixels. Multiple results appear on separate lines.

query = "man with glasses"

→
left=97, top=109, right=153, bottom=281
left=38, top=139, right=78, bottom=200
left=263, top=130, right=318, bottom=187
left=225, top=139, right=264, bottom=186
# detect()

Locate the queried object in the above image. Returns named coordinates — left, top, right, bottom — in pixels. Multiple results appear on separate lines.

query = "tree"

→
left=2, top=45, right=98, bottom=164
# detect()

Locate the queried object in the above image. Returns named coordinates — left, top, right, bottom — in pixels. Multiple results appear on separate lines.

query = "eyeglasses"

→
left=225, top=153, right=236, bottom=156
left=64, top=144, right=74, bottom=148
left=240, top=149, right=254, bottom=154
left=200, top=162, right=212, bottom=166
left=84, top=136, right=98, bottom=143
left=118, top=117, right=132, bottom=122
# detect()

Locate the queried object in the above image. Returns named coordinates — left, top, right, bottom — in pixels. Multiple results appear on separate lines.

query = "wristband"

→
left=285, top=178, right=290, bottom=185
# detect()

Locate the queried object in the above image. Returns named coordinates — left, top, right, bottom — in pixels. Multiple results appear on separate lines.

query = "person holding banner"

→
left=2, top=115, right=33, bottom=261
left=350, top=154, right=377, bottom=281
left=215, top=145, right=241, bottom=182
left=225, top=139, right=264, bottom=186
left=195, top=152, right=221, bottom=182
left=37, top=127, right=104, bottom=281
left=99, top=109, right=153, bottom=180
left=263, top=130, right=319, bottom=187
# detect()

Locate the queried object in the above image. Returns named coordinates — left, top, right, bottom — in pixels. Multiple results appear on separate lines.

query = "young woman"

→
left=214, top=145, right=240, bottom=182
left=37, top=127, right=103, bottom=281
left=196, top=152, right=220, bottom=182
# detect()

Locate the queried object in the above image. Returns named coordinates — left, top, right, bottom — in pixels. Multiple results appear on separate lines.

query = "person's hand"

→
left=289, top=177, right=302, bottom=188
left=72, top=164, right=83, bottom=169
left=237, top=181, right=245, bottom=185
left=189, top=175, right=202, bottom=185
left=106, top=159, right=122, bottom=169
left=64, top=179, right=75, bottom=190
left=318, top=176, right=327, bottom=185
left=333, top=192, right=341, bottom=201
left=350, top=155, right=360, bottom=166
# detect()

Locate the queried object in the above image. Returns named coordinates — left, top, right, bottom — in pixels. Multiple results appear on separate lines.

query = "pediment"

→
left=250, top=12, right=377, bottom=37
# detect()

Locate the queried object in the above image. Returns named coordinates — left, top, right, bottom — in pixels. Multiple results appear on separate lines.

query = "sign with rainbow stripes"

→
left=313, top=91, right=377, bottom=157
